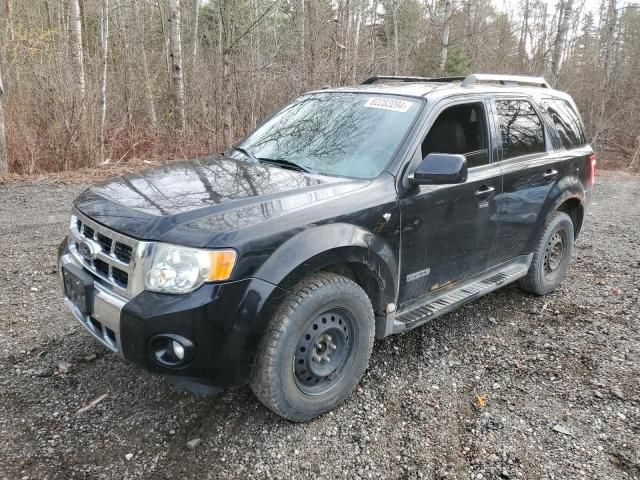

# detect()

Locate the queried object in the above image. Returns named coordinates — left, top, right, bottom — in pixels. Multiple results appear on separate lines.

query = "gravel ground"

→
left=0, top=174, right=638, bottom=480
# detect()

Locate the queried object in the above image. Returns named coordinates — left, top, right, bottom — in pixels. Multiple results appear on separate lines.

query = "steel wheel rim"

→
left=544, top=229, right=566, bottom=278
left=293, top=307, right=356, bottom=396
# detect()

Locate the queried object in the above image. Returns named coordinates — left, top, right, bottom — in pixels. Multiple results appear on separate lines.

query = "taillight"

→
left=589, top=154, right=597, bottom=187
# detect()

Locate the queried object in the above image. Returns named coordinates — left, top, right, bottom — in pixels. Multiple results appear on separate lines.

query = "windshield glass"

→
left=234, top=92, right=423, bottom=178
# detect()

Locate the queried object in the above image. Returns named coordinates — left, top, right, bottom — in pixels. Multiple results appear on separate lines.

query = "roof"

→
left=313, top=74, right=572, bottom=102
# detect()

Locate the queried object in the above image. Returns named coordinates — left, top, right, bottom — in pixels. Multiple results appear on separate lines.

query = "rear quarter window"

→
left=495, top=100, right=545, bottom=160
left=542, top=98, right=587, bottom=150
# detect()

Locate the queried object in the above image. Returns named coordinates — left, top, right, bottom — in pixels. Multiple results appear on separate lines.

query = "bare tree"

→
left=99, top=0, right=110, bottom=162
left=192, top=0, right=201, bottom=65
left=220, top=0, right=234, bottom=146
left=68, top=0, right=86, bottom=102
left=134, top=0, right=157, bottom=128
left=551, top=0, right=575, bottom=84
left=0, top=0, right=639, bottom=173
left=439, top=0, right=454, bottom=74
left=168, top=0, right=186, bottom=130
left=0, top=62, right=6, bottom=175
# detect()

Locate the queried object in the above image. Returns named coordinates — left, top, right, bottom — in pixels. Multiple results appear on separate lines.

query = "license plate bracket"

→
left=62, top=265, right=94, bottom=316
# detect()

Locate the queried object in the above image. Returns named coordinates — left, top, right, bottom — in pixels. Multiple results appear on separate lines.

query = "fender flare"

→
left=529, top=176, right=585, bottom=251
left=255, top=222, right=398, bottom=312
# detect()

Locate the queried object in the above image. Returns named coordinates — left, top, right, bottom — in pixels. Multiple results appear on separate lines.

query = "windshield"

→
left=233, top=92, right=423, bottom=178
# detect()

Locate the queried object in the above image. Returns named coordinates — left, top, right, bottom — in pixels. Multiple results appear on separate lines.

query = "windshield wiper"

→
left=258, top=157, right=316, bottom=174
left=231, top=146, right=259, bottom=163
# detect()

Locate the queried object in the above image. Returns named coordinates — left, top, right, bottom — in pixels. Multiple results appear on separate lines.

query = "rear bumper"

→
left=58, top=238, right=287, bottom=390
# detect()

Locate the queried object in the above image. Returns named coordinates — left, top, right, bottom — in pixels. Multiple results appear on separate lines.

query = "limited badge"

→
left=406, top=268, right=431, bottom=282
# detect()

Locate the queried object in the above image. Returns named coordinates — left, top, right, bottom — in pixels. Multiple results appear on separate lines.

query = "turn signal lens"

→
left=207, top=250, right=237, bottom=281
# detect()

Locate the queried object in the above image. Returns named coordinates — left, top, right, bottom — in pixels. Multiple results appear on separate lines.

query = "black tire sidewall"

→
left=269, top=278, right=374, bottom=418
left=533, top=213, right=574, bottom=294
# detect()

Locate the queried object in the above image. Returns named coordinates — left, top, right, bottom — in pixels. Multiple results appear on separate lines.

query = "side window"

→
left=495, top=100, right=545, bottom=160
left=543, top=98, right=587, bottom=150
left=421, top=103, right=490, bottom=168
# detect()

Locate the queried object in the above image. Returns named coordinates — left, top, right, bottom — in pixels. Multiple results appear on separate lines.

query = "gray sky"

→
left=497, top=0, right=640, bottom=21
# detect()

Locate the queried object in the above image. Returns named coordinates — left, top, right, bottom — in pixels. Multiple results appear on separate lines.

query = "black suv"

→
left=58, top=74, right=595, bottom=421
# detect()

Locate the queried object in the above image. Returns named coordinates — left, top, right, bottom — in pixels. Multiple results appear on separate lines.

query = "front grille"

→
left=112, top=268, right=128, bottom=286
left=69, top=212, right=142, bottom=299
left=83, top=225, right=95, bottom=239
left=113, top=242, right=132, bottom=263
left=96, top=233, right=113, bottom=252
left=93, top=258, right=110, bottom=276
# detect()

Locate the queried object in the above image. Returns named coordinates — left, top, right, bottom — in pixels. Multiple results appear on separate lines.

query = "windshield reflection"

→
left=236, top=93, right=422, bottom=179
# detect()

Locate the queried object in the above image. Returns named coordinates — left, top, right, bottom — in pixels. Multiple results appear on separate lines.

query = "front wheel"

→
left=250, top=272, right=375, bottom=422
left=519, top=211, right=575, bottom=295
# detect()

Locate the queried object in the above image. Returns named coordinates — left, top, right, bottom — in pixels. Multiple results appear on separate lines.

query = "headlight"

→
left=145, top=244, right=237, bottom=294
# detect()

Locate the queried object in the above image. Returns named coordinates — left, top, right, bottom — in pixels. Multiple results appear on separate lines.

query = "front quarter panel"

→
left=255, top=222, right=398, bottom=308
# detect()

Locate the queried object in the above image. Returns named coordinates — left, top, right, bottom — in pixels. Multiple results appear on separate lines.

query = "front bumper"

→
left=58, top=238, right=287, bottom=390
left=59, top=249, right=126, bottom=355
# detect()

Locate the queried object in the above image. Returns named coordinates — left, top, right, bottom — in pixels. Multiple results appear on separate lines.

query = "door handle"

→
left=543, top=169, right=559, bottom=179
left=474, top=185, right=496, bottom=198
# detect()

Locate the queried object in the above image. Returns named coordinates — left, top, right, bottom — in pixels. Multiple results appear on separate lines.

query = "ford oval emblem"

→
left=78, top=240, right=100, bottom=261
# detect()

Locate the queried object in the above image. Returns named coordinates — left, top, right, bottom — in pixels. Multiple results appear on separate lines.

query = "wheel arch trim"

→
left=254, top=223, right=398, bottom=315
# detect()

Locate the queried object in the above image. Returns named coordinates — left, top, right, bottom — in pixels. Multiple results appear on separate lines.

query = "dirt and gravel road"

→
left=0, top=173, right=639, bottom=480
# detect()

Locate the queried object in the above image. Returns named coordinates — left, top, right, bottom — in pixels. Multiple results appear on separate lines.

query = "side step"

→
left=393, top=256, right=531, bottom=334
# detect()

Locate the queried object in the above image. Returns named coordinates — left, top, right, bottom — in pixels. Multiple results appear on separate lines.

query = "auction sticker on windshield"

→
left=364, top=97, right=414, bottom=113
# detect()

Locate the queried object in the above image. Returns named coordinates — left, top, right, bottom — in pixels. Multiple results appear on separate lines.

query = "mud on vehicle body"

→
left=58, top=73, right=595, bottom=421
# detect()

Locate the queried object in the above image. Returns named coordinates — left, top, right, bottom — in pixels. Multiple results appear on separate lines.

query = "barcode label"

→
left=364, top=97, right=414, bottom=113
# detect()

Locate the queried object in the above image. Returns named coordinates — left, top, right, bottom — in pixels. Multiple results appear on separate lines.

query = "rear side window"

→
left=543, top=99, right=587, bottom=149
left=495, top=100, right=545, bottom=160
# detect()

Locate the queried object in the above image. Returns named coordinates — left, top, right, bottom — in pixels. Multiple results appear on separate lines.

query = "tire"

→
left=519, top=211, right=574, bottom=296
left=250, top=272, right=375, bottom=422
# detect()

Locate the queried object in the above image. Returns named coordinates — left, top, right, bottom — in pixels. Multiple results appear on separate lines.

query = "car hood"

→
left=74, top=155, right=370, bottom=247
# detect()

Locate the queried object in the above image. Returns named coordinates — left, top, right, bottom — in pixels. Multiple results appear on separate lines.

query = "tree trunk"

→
left=192, top=0, right=200, bottom=65
left=519, top=0, right=530, bottom=67
left=220, top=0, right=233, bottom=146
left=0, top=64, right=7, bottom=175
left=68, top=0, right=86, bottom=102
left=99, top=0, right=110, bottom=162
left=439, top=0, right=453, bottom=75
left=68, top=0, right=87, bottom=169
left=551, top=0, right=575, bottom=85
left=156, top=0, right=172, bottom=93
left=168, top=0, right=186, bottom=130
left=593, top=0, right=617, bottom=147
left=392, top=2, right=399, bottom=76
left=369, top=0, right=378, bottom=74
left=351, top=0, right=362, bottom=83
left=134, top=0, right=157, bottom=128
left=299, top=0, right=305, bottom=83
left=115, top=0, right=133, bottom=137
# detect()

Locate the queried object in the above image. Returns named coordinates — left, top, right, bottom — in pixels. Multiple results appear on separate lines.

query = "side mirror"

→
left=408, top=153, right=468, bottom=185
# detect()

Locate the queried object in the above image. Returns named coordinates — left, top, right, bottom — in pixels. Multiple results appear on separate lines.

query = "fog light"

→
left=148, top=334, right=195, bottom=367
left=172, top=340, right=185, bottom=360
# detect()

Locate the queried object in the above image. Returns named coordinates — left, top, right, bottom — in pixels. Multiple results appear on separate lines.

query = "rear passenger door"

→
left=491, top=96, right=565, bottom=265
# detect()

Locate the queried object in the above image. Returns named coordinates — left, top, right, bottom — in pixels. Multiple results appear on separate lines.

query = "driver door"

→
left=397, top=98, right=502, bottom=307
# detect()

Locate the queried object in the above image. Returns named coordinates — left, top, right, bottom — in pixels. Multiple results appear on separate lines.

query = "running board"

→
left=393, top=256, right=531, bottom=334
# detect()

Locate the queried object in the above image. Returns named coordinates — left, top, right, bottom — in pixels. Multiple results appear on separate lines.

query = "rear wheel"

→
left=250, top=272, right=375, bottom=422
left=519, top=211, right=574, bottom=295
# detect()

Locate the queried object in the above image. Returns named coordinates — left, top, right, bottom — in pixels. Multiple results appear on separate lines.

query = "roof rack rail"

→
left=361, top=75, right=466, bottom=85
left=461, top=74, right=550, bottom=88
